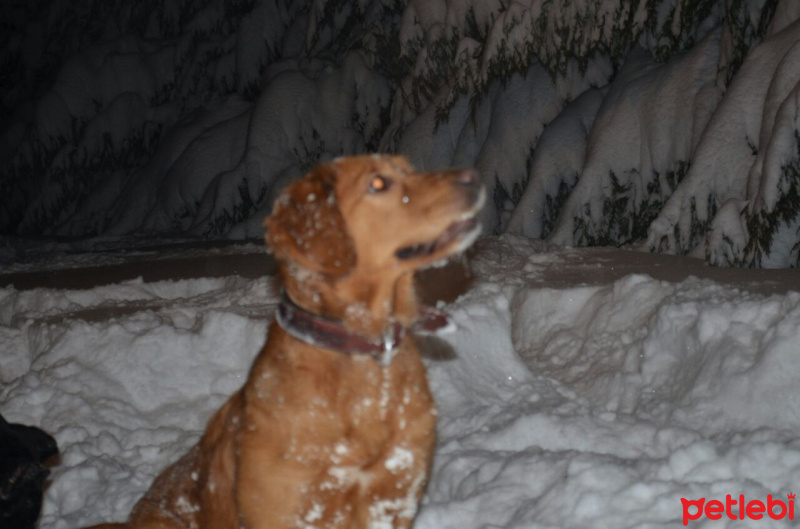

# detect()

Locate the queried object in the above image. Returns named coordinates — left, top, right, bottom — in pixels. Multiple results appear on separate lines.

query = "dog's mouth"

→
left=395, top=217, right=480, bottom=260
left=395, top=189, right=485, bottom=261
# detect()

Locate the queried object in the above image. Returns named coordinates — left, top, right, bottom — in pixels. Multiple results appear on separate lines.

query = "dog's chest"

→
left=247, top=344, right=432, bottom=451
left=236, top=336, right=436, bottom=527
left=252, top=333, right=428, bottom=414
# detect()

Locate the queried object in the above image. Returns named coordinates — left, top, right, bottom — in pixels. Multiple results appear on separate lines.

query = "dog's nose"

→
left=452, top=168, right=478, bottom=187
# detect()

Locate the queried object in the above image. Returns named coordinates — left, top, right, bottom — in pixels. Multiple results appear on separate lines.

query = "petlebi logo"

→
left=681, top=493, right=795, bottom=525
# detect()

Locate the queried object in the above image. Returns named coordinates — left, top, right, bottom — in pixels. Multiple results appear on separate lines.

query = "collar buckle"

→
left=378, top=325, right=400, bottom=366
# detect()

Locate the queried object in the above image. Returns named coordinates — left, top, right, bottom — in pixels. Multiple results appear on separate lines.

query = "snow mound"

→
left=2, top=236, right=799, bottom=527
left=1, top=276, right=277, bottom=526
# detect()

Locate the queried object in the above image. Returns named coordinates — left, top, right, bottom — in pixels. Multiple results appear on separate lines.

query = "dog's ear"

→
left=264, top=165, right=355, bottom=277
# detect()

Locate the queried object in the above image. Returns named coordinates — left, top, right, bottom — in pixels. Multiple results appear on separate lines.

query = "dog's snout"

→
left=453, top=169, right=478, bottom=187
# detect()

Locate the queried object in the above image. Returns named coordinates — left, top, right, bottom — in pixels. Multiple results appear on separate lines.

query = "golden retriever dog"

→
left=88, top=154, right=484, bottom=529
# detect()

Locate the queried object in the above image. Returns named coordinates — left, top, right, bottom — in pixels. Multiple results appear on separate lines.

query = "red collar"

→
left=276, top=290, right=451, bottom=365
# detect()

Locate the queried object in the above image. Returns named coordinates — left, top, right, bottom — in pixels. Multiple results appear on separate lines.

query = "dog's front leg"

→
left=236, top=442, right=321, bottom=529
left=354, top=389, right=437, bottom=529
left=353, top=437, right=435, bottom=529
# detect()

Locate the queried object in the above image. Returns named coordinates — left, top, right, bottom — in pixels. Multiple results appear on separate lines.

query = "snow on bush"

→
left=646, top=15, right=800, bottom=267
left=504, top=87, right=606, bottom=238
left=547, top=29, right=722, bottom=247
left=393, top=60, right=606, bottom=231
left=3, top=0, right=800, bottom=266
left=1, top=0, right=305, bottom=236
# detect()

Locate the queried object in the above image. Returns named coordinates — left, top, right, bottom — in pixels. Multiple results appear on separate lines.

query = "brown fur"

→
left=87, top=155, right=483, bottom=529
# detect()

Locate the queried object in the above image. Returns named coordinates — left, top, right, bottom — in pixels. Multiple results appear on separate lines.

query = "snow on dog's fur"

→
left=87, top=155, right=484, bottom=528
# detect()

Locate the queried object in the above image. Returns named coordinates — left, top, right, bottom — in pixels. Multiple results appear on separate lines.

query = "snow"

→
left=2, top=2, right=800, bottom=525
left=394, top=56, right=608, bottom=232
left=2, top=236, right=799, bottom=528
left=104, top=97, right=253, bottom=236
left=505, top=87, right=606, bottom=238
left=548, top=29, right=722, bottom=247
left=5, top=0, right=799, bottom=266
left=646, top=16, right=800, bottom=266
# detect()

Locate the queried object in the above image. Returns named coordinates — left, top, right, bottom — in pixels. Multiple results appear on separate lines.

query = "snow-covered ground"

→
left=1, top=235, right=799, bottom=528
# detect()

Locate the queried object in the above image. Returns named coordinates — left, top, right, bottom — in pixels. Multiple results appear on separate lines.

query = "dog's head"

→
left=265, top=155, right=484, bottom=280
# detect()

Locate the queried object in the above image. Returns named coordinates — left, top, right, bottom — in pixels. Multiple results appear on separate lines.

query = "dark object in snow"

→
left=0, top=414, right=59, bottom=529
left=413, top=334, right=457, bottom=361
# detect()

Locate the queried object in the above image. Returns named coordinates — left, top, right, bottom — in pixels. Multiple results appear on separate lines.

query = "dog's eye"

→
left=368, top=175, right=391, bottom=193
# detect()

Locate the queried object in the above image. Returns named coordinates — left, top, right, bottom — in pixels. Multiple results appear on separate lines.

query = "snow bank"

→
left=422, top=236, right=800, bottom=527
left=0, top=276, right=277, bottom=526
left=2, top=236, right=799, bottom=527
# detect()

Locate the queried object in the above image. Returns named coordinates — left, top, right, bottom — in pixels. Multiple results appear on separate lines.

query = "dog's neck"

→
left=280, top=264, right=418, bottom=337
